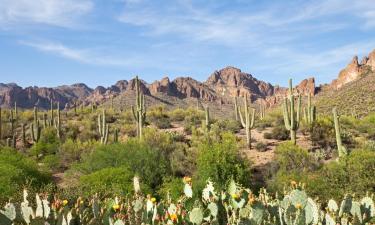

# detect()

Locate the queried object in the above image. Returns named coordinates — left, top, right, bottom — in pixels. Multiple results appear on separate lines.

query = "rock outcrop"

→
left=205, top=66, right=275, bottom=102
left=331, top=49, right=375, bottom=90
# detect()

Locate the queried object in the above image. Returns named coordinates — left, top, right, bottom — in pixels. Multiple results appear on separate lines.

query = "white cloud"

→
left=19, top=40, right=138, bottom=66
left=0, top=0, right=93, bottom=28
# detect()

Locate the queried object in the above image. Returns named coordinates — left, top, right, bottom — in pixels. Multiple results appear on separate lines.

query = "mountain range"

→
left=0, top=49, right=374, bottom=111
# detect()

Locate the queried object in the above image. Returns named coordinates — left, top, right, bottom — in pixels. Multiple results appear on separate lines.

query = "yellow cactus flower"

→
left=291, top=180, right=297, bottom=186
left=62, top=200, right=68, bottom=206
left=231, top=193, right=239, bottom=199
left=113, top=204, right=120, bottom=211
left=170, top=213, right=178, bottom=222
left=295, top=203, right=302, bottom=209
left=183, top=176, right=192, bottom=183
left=151, top=197, right=157, bottom=203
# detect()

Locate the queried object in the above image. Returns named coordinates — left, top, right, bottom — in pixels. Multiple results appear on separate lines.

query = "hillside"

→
left=316, top=69, right=375, bottom=117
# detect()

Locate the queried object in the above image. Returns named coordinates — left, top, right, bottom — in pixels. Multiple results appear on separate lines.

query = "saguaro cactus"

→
left=98, top=109, right=109, bottom=144
left=304, top=92, right=316, bottom=125
left=114, top=128, right=119, bottom=143
left=50, top=99, right=54, bottom=126
left=14, top=101, right=18, bottom=119
left=131, top=76, right=146, bottom=140
left=332, top=107, right=348, bottom=159
left=54, top=102, right=61, bottom=138
left=205, top=106, right=210, bottom=131
left=238, top=95, right=256, bottom=149
left=234, top=96, right=239, bottom=121
left=31, top=107, right=41, bottom=143
left=259, top=104, right=266, bottom=120
left=9, top=109, right=15, bottom=136
left=282, top=79, right=301, bottom=145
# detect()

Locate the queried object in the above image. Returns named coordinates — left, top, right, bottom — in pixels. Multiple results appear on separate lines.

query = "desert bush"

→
left=79, top=166, right=146, bottom=197
left=58, top=139, right=98, bottom=168
left=263, top=126, right=289, bottom=140
left=30, top=127, right=60, bottom=159
left=148, top=106, right=172, bottom=129
left=307, top=149, right=375, bottom=201
left=0, top=147, right=51, bottom=202
left=72, top=141, right=170, bottom=192
left=255, top=142, right=267, bottom=152
left=268, top=142, right=319, bottom=193
left=169, top=108, right=187, bottom=122
left=194, top=132, right=251, bottom=191
left=158, top=177, right=184, bottom=201
left=213, top=119, right=242, bottom=133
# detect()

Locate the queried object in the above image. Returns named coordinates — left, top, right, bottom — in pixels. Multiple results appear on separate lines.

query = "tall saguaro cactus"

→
left=332, top=107, right=348, bottom=159
left=50, top=98, right=54, bottom=126
left=304, top=92, right=316, bottom=125
left=282, top=79, right=301, bottom=145
left=205, top=106, right=210, bottom=131
left=98, top=109, right=109, bottom=144
left=233, top=96, right=239, bottom=121
left=259, top=104, right=266, bottom=120
left=54, top=102, right=61, bottom=139
left=238, top=96, right=256, bottom=149
left=132, top=76, right=146, bottom=140
left=31, top=107, right=41, bottom=143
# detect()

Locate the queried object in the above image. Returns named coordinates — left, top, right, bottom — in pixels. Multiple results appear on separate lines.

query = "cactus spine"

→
left=131, top=76, right=146, bottom=140
left=98, top=109, right=109, bottom=144
left=282, top=79, right=301, bottom=145
left=31, top=107, right=41, bottom=143
left=333, top=107, right=348, bottom=159
left=238, top=95, right=256, bottom=149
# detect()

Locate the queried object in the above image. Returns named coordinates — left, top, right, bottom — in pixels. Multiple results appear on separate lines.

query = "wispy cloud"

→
left=0, top=0, right=93, bottom=28
left=19, top=40, right=139, bottom=66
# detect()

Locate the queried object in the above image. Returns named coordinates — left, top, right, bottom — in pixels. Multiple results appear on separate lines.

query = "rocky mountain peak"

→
left=331, top=49, right=375, bottom=90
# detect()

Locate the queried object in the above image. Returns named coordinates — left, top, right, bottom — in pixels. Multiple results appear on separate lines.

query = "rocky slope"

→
left=331, top=49, right=375, bottom=89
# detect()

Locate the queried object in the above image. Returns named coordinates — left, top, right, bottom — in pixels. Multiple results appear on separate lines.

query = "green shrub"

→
left=169, top=108, right=187, bottom=122
left=72, top=140, right=170, bottom=191
left=0, top=147, right=51, bottom=202
left=214, top=119, right=242, bottom=133
left=307, top=149, right=375, bottom=201
left=255, top=142, right=267, bottom=152
left=268, top=142, right=319, bottom=193
left=263, top=126, right=289, bottom=140
left=79, top=166, right=149, bottom=196
left=158, top=177, right=184, bottom=201
left=195, top=132, right=251, bottom=191
left=30, top=127, right=59, bottom=159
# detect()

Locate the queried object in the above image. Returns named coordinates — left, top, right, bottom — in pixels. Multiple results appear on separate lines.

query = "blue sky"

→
left=0, top=0, right=374, bottom=88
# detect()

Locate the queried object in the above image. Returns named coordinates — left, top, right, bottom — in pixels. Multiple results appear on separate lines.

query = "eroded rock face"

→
left=367, top=49, right=375, bottom=71
left=173, top=77, right=216, bottom=100
left=331, top=49, right=375, bottom=90
left=149, top=77, right=172, bottom=95
left=205, top=66, right=275, bottom=102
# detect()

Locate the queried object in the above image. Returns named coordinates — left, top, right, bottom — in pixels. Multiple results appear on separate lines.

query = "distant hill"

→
left=316, top=69, right=375, bottom=117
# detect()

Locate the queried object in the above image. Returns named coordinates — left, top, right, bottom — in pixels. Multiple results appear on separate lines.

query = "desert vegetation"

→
left=0, top=77, right=374, bottom=224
